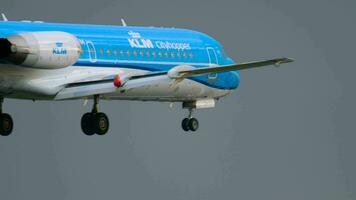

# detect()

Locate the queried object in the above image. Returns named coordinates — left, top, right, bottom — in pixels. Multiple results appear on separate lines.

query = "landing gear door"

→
left=206, top=47, right=218, bottom=80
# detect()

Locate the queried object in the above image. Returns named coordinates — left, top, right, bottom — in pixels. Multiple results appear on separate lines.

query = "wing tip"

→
left=281, top=57, right=295, bottom=63
left=274, top=57, right=294, bottom=66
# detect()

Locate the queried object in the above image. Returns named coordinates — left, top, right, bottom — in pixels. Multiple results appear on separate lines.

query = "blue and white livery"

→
left=0, top=17, right=293, bottom=136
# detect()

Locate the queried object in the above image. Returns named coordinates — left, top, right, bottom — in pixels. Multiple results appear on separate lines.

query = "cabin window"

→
left=189, top=52, right=193, bottom=58
left=183, top=52, right=188, bottom=59
left=152, top=51, right=156, bottom=57
left=120, top=50, right=124, bottom=56
left=171, top=52, right=175, bottom=58
left=158, top=51, right=163, bottom=57
left=106, top=49, right=111, bottom=56
left=113, top=49, right=118, bottom=56
left=139, top=50, right=144, bottom=57
left=164, top=51, right=169, bottom=58
left=177, top=52, right=181, bottom=58
left=99, top=48, right=104, bottom=56
left=146, top=51, right=150, bottom=57
left=133, top=50, right=138, bottom=57
left=126, top=50, right=131, bottom=56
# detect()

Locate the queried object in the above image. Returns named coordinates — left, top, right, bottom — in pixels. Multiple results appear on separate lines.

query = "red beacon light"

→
left=113, top=75, right=122, bottom=88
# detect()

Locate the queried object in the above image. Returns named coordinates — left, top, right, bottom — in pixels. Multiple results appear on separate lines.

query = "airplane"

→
left=0, top=14, right=294, bottom=136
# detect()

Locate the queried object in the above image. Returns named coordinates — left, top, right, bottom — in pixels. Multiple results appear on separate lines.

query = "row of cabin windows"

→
left=92, top=48, right=194, bottom=59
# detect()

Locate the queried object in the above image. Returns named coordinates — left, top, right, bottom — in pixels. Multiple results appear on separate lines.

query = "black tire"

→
left=0, top=113, right=13, bottom=136
left=93, top=113, right=109, bottom=135
left=81, top=113, right=95, bottom=136
left=181, top=118, right=190, bottom=131
left=188, top=118, right=199, bottom=132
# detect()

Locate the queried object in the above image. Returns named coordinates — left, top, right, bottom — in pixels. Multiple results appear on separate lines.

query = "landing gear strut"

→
left=0, top=98, right=13, bottom=136
left=181, top=108, right=199, bottom=132
left=81, top=95, right=109, bottom=136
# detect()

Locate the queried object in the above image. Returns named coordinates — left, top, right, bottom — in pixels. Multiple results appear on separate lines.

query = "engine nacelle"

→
left=0, top=31, right=82, bottom=69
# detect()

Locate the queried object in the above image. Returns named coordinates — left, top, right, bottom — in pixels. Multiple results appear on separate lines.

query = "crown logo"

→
left=128, top=31, right=141, bottom=38
left=56, top=42, right=64, bottom=47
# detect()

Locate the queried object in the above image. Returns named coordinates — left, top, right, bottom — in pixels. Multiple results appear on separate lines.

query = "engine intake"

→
left=0, top=31, right=82, bottom=69
left=0, top=38, right=12, bottom=59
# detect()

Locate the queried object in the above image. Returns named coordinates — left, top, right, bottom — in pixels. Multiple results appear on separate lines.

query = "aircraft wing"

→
left=54, top=57, right=294, bottom=100
left=54, top=73, right=169, bottom=100
left=171, top=57, right=294, bottom=79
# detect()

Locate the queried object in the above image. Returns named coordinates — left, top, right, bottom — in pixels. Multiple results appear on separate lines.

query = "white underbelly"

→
left=103, top=78, right=231, bottom=101
left=0, top=65, right=231, bottom=101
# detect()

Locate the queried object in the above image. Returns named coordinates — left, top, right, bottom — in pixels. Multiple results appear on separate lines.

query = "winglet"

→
left=1, top=13, right=8, bottom=21
left=121, top=18, right=127, bottom=26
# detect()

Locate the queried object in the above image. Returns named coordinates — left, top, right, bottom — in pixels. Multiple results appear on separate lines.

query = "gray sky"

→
left=0, top=0, right=355, bottom=199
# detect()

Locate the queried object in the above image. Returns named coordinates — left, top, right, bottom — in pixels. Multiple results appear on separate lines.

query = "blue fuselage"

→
left=0, top=21, right=240, bottom=90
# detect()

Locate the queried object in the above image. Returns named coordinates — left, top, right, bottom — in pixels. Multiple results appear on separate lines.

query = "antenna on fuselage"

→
left=121, top=18, right=127, bottom=26
left=1, top=13, right=8, bottom=21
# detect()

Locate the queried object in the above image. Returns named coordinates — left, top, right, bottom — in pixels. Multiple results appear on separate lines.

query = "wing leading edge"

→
left=173, top=57, right=294, bottom=79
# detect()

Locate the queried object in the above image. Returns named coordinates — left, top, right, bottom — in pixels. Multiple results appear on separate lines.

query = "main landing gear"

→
left=81, top=95, right=109, bottom=136
left=181, top=108, right=199, bottom=132
left=0, top=98, right=13, bottom=136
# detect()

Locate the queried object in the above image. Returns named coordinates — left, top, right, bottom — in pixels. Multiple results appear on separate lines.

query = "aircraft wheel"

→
left=0, top=113, right=13, bottom=136
left=93, top=113, right=109, bottom=135
left=181, top=118, right=190, bottom=131
left=81, top=113, right=95, bottom=136
left=188, top=118, right=199, bottom=132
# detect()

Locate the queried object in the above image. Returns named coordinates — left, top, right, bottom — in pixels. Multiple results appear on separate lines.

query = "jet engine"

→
left=0, top=31, right=82, bottom=69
